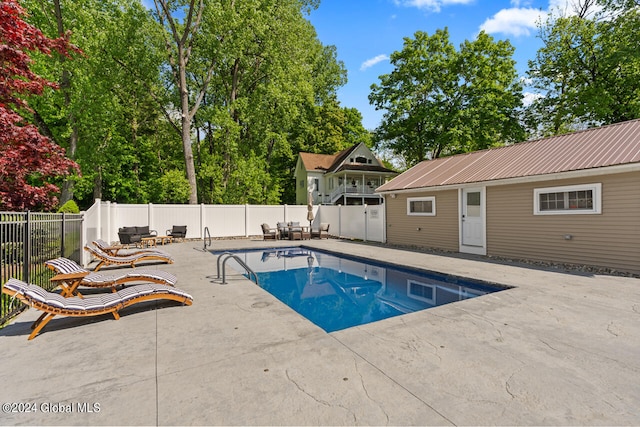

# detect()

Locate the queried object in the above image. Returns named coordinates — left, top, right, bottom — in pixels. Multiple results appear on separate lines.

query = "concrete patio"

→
left=1, top=238, right=639, bottom=426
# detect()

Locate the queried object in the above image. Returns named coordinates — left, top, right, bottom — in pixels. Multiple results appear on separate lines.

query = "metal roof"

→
left=377, top=119, right=640, bottom=192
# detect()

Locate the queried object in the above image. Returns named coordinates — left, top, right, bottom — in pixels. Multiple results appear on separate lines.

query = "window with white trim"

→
left=407, top=196, right=436, bottom=216
left=534, top=183, right=601, bottom=215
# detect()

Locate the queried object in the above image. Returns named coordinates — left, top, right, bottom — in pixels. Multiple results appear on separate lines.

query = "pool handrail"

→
left=216, top=252, right=259, bottom=285
left=203, top=226, right=212, bottom=251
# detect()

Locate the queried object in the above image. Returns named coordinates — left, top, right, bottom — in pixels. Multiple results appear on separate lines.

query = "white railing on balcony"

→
left=328, top=184, right=379, bottom=203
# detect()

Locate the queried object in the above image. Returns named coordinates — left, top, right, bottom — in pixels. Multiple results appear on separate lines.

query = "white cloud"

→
left=360, top=54, right=390, bottom=71
left=479, top=7, right=547, bottom=37
left=480, top=0, right=604, bottom=38
left=394, top=0, right=474, bottom=13
left=510, top=0, right=534, bottom=7
left=523, top=91, right=544, bottom=106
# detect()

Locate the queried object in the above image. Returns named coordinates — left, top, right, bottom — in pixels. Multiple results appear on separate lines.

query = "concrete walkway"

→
left=1, top=239, right=639, bottom=426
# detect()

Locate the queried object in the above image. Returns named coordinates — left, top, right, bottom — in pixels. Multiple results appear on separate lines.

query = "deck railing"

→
left=328, top=184, right=378, bottom=204
left=1, top=212, right=83, bottom=325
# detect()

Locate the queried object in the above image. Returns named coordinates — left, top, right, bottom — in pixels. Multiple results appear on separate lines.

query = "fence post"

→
left=61, top=212, right=66, bottom=257
left=363, top=204, right=368, bottom=242
left=148, top=203, right=154, bottom=230
left=81, top=209, right=88, bottom=266
left=23, top=211, right=31, bottom=283
left=200, top=203, right=205, bottom=239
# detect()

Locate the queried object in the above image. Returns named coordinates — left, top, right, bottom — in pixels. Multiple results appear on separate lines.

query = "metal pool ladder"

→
left=216, top=252, right=259, bottom=285
left=203, top=226, right=212, bottom=251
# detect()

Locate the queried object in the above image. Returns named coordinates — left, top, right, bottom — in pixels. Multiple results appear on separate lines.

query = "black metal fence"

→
left=1, top=212, right=83, bottom=325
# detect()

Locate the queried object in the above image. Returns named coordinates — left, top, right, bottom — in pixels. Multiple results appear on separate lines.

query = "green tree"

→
left=191, top=0, right=346, bottom=205
left=525, top=0, right=640, bottom=135
left=298, top=101, right=371, bottom=155
left=152, top=0, right=216, bottom=204
left=24, top=0, right=171, bottom=208
left=0, top=0, right=79, bottom=211
left=369, top=28, right=524, bottom=166
left=22, top=0, right=354, bottom=207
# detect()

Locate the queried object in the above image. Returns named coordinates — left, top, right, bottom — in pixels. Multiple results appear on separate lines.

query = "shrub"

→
left=57, top=200, right=80, bottom=213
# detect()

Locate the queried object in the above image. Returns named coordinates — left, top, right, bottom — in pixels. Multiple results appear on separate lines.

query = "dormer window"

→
left=355, top=156, right=367, bottom=164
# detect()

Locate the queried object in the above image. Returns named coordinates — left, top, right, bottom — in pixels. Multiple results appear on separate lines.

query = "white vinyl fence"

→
left=82, top=199, right=385, bottom=265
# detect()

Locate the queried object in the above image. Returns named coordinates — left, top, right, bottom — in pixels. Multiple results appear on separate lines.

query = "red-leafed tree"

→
left=0, top=0, right=79, bottom=211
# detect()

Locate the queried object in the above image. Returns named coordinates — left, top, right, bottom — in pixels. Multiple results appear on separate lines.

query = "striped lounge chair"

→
left=2, top=278, right=193, bottom=340
left=92, top=239, right=171, bottom=258
left=45, top=258, right=177, bottom=295
left=84, top=245, right=174, bottom=271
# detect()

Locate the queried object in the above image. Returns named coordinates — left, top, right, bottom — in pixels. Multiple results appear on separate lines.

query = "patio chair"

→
left=2, top=278, right=192, bottom=340
left=92, top=239, right=171, bottom=258
left=44, top=257, right=177, bottom=296
left=84, top=245, right=173, bottom=271
left=277, top=222, right=288, bottom=239
left=311, top=223, right=330, bottom=239
left=166, top=225, right=187, bottom=241
left=261, top=223, right=278, bottom=240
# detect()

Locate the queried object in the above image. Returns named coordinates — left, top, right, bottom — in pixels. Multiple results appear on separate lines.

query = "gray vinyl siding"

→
left=486, top=172, right=640, bottom=274
left=385, top=190, right=459, bottom=251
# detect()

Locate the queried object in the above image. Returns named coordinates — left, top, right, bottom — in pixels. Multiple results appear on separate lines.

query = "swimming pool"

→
left=219, top=247, right=509, bottom=332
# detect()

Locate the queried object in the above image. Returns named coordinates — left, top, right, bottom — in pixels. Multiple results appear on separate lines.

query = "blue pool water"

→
left=218, top=247, right=509, bottom=332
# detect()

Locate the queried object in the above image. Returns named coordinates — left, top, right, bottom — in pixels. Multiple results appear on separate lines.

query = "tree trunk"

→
left=59, top=126, right=77, bottom=203
left=179, top=52, right=198, bottom=204
left=93, top=169, right=102, bottom=201
left=54, top=0, right=77, bottom=204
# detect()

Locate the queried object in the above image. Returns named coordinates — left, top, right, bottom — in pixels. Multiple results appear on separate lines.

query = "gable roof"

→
left=377, top=119, right=640, bottom=193
left=299, top=144, right=395, bottom=174
left=299, top=152, right=337, bottom=171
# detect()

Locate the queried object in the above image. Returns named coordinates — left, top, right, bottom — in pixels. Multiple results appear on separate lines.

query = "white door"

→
left=461, top=188, right=485, bottom=250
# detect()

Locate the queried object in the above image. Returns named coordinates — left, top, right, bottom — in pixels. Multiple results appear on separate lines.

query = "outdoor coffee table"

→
left=140, top=237, right=157, bottom=248
left=156, top=236, right=173, bottom=245
left=287, top=226, right=310, bottom=240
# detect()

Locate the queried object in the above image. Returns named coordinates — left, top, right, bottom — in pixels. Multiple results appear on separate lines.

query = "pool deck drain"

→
left=1, top=239, right=639, bottom=425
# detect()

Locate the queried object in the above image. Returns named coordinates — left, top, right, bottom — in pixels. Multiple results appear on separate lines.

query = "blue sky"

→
left=307, top=0, right=575, bottom=130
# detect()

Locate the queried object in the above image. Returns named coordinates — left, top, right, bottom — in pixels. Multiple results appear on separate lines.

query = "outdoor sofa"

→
left=117, top=226, right=157, bottom=245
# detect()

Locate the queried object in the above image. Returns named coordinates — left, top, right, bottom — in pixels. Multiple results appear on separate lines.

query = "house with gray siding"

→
left=376, top=119, right=640, bottom=275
